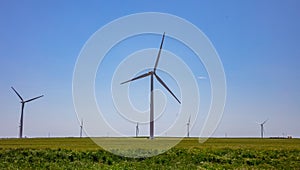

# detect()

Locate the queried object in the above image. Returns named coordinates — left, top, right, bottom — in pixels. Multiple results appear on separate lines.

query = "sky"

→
left=0, top=1, right=300, bottom=138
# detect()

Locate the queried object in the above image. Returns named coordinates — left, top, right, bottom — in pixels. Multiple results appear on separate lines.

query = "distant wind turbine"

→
left=136, top=122, right=139, bottom=137
left=11, top=87, right=44, bottom=138
left=80, top=119, right=83, bottom=138
left=257, top=119, right=268, bottom=138
left=187, top=115, right=191, bottom=138
left=121, top=32, right=181, bottom=139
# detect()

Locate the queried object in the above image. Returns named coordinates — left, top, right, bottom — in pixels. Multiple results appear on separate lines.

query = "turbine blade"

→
left=120, top=72, right=151, bottom=85
left=188, top=115, right=191, bottom=124
left=153, top=32, right=165, bottom=72
left=154, top=73, right=181, bottom=104
left=262, top=119, right=268, bottom=125
left=11, top=87, right=23, bottom=101
left=24, top=95, right=44, bottom=103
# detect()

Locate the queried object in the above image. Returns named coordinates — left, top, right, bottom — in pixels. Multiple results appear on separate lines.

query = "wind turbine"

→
left=121, top=32, right=181, bottom=139
left=11, top=87, right=44, bottom=138
left=186, top=115, right=191, bottom=138
left=258, top=119, right=268, bottom=138
left=136, top=122, right=139, bottom=137
left=80, top=119, right=83, bottom=138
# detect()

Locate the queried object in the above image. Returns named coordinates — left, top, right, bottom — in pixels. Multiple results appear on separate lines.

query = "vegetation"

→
left=0, top=138, right=299, bottom=169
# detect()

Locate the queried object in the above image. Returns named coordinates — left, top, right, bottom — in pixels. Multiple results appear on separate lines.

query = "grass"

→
left=0, top=137, right=299, bottom=169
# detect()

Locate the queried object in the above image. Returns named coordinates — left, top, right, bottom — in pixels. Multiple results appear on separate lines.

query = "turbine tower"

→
left=121, top=33, right=181, bottom=139
left=258, top=119, right=268, bottom=138
left=11, top=87, right=43, bottom=138
left=187, top=115, right=191, bottom=138
left=136, top=122, right=139, bottom=137
left=80, top=119, right=83, bottom=138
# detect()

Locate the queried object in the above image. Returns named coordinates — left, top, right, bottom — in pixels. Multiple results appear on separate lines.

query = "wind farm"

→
left=2, top=31, right=298, bottom=169
left=1, top=1, right=300, bottom=168
left=6, top=33, right=288, bottom=140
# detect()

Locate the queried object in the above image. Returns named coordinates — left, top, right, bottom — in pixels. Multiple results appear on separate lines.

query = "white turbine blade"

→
left=153, top=32, right=165, bottom=72
left=262, top=119, right=268, bottom=125
left=24, top=95, right=44, bottom=103
left=154, top=73, right=181, bottom=104
left=11, top=87, right=23, bottom=101
left=120, top=72, right=151, bottom=85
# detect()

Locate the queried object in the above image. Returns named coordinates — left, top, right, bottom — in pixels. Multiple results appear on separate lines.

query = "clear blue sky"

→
left=0, top=1, right=299, bottom=138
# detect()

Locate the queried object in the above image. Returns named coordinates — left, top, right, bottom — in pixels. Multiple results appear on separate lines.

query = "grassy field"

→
left=0, top=137, right=299, bottom=169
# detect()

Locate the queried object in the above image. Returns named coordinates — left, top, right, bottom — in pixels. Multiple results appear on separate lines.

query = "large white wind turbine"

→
left=258, top=119, right=268, bottom=138
left=121, top=33, right=181, bottom=139
left=11, top=87, right=43, bottom=138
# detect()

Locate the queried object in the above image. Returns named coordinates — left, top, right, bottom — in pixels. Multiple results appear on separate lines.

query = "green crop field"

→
left=0, top=137, right=299, bottom=169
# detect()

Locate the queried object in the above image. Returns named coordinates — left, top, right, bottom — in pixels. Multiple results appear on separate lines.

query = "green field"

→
left=0, top=138, right=299, bottom=169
